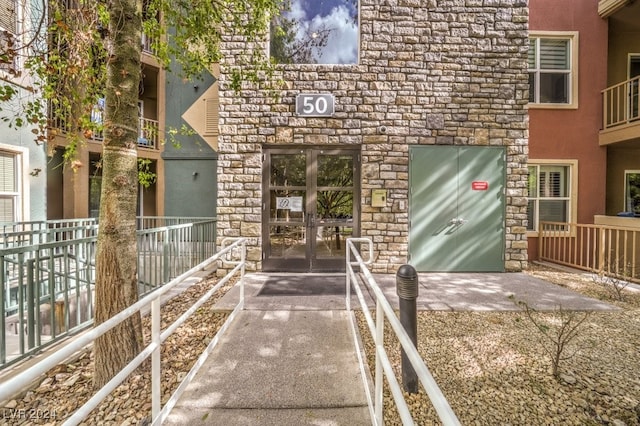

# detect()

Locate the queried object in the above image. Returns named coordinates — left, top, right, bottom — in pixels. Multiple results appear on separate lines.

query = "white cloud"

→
left=288, top=1, right=358, bottom=64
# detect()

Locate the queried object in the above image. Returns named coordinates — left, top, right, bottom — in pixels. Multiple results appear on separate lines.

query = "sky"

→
left=284, top=0, right=358, bottom=64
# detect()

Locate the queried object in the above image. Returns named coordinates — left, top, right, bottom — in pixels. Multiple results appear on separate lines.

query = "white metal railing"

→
left=138, top=116, right=159, bottom=149
left=141, top=32, right=157, bottom=56
left=602, top=75, right=640, bottom=129
left=345, top=237, right=460, bottom=426
left=49, top=105, right=160, bottom=150
left=0, top=237, right=246, bottom=425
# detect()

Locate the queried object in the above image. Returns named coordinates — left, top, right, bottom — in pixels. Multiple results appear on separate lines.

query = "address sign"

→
left=295, top=94, right=335, bottom=117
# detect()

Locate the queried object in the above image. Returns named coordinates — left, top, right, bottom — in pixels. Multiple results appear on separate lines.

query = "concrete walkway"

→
left=164, top=309, right=371, bottom=425
left=165, top=271, right=618, bottom=425
left=213, top=272, right=618, bottom=312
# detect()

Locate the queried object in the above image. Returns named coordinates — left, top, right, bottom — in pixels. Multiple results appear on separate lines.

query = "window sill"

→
left=527, top=102, right=578, bottom=110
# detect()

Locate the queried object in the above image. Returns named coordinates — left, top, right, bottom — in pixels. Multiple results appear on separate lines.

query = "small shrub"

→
left=591, top=262, right=633, bottom=301
left=511, top=296, right=591, bottom=379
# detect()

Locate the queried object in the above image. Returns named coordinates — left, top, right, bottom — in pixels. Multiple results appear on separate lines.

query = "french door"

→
left=262, top=147, right=360, bottom=272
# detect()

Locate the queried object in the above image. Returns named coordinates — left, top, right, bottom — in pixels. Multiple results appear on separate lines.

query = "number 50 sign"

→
left=295, top=94, right=335, bottom=117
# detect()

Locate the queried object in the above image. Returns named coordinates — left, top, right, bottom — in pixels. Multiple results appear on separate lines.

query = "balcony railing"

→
left=539, top=221, right=639, bottom=283
left=49, top=108, right=160, bottom=150
left=141, top=32, right=158, bottom=56
left=602, top=75, right=640, bottom=130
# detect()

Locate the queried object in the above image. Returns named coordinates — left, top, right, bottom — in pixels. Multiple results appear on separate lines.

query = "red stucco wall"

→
left=528, top=0, right=608, bottom=260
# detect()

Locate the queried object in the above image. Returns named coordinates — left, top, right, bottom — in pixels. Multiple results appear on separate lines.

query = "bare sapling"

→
left=511, top=297, right=591, bottom=379
left=591, top=260, right=633, bottom=301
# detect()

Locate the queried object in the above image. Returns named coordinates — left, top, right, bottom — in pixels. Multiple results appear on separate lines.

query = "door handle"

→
left=307, top=213, right=315, bottom=227
left=448, top=218, right=468, bottom=226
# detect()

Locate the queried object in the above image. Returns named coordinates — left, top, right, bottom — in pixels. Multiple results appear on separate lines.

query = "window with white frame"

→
left=527, top=163, right=576, bottom=232
left=0, top=150, right=21, bottom=222
left=0, top=0, right=20, bottom=75
left=624, top=170, right=640, bottom=215
left=528, top=32, right=578, bottom=107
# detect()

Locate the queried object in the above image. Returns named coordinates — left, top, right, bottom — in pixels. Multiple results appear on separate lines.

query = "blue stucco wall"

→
left=0, top=88, right=47, bottom=221
left=163, top=62, right=218, bottom=217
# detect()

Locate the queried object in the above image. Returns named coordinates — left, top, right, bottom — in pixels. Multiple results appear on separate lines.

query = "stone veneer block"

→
left=217, top=1, right=529, bottom=273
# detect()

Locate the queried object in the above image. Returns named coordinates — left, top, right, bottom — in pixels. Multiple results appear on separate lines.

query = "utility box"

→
left=371, top=189, right=387, bottom=207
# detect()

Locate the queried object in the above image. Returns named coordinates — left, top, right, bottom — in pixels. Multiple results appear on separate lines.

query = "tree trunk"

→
left=93, top=0, right=143, bottom=389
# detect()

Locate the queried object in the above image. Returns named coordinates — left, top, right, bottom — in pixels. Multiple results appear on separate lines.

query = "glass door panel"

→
left=270, top=154, right=306, bottom=186
left=263, top=148, right=360, bottom=272
left=315, top=190, right=353, bottom=260
left=312, top=153, right=355, bottom=268
left=268, top=225, right=306, bottom=257
left=268, top=189, right=306, bottom=260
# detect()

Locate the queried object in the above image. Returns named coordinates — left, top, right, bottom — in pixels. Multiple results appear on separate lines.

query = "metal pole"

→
left=396, top=264, right=419, bottom=393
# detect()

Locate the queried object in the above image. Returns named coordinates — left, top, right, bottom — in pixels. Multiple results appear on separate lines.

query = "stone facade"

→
left=218, top=0, right=529, bottom=273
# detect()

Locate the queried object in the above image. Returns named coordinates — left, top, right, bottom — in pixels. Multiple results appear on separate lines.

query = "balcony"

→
left=141, top=32, right=158, bottom=57
left=600, top=75, right=640, bottom=146
left=49, top=106, right=160, bottom=150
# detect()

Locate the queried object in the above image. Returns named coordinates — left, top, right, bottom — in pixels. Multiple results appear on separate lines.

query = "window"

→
left=527, top=162, right=577, bottom=232
left=88, top=154, right=102, bottom=218
left=0, top=0, right=18, bottom=74
left=528, top=32, right=578, bottom=108
left=270, top=0, right=359, bottom=65
left=0, top=149, right=21, bottom=222
left=624, top=170, right=640, bottom=215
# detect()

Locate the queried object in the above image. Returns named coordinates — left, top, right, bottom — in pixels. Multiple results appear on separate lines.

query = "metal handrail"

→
left=1, top=219, right=99, bottom=249
left=1, top=218, right=217, bottom=368
left=345, top=237, right=460, bottom=426
left=0, top=237, right=246, bottom=426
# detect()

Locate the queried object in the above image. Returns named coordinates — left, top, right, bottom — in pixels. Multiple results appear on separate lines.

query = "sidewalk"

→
left=164, top=271, right=618, bottom=425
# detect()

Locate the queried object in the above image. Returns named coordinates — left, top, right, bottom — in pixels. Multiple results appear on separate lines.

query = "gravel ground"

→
left=356, top=264, right=640, bottom=425
left=0, top=274, right=232, bottom=426
left=2, top=265, right=639, bottom=425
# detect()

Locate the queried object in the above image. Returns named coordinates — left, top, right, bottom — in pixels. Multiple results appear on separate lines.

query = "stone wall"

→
left=218, top=0, right=529, bottom=273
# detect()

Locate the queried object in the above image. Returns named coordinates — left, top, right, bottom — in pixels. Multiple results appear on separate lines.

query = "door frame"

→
left=627, top=53, right=640, bottom=80
left=261, top=145, right=361, bottom=272
left=408, top=145, right=506, bottom=272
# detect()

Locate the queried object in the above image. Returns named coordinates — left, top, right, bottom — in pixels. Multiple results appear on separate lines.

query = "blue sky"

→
left=285, top=0, right=358, bottom=64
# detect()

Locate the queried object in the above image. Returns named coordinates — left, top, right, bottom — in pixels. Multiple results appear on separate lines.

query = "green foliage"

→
left=138, top=158, right=157, bottom=188
left=147, top=0, right=280, bottom=87
left=1, top=0, right=280, bottom=158
left=165, top=124, right=198, bottom=149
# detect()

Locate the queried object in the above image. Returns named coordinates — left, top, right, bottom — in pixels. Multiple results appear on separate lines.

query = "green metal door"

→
left=409, top=146, right=505, bottom=272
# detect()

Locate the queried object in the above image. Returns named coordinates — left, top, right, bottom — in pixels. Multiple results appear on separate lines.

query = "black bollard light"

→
left=396, top=264, right=419, bottom=394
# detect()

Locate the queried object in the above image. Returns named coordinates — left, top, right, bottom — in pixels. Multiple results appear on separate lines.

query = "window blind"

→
left=0, top=0, right=15, bottom=33
left=0, top=151, right=16, bottom=192
left=539, top=39, right=568, bottom=70
left=539, top=167, right=567, bottom=198
left=0, top=197, right=14, bottom=221
left=528, top=39, right=536, bottom=69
